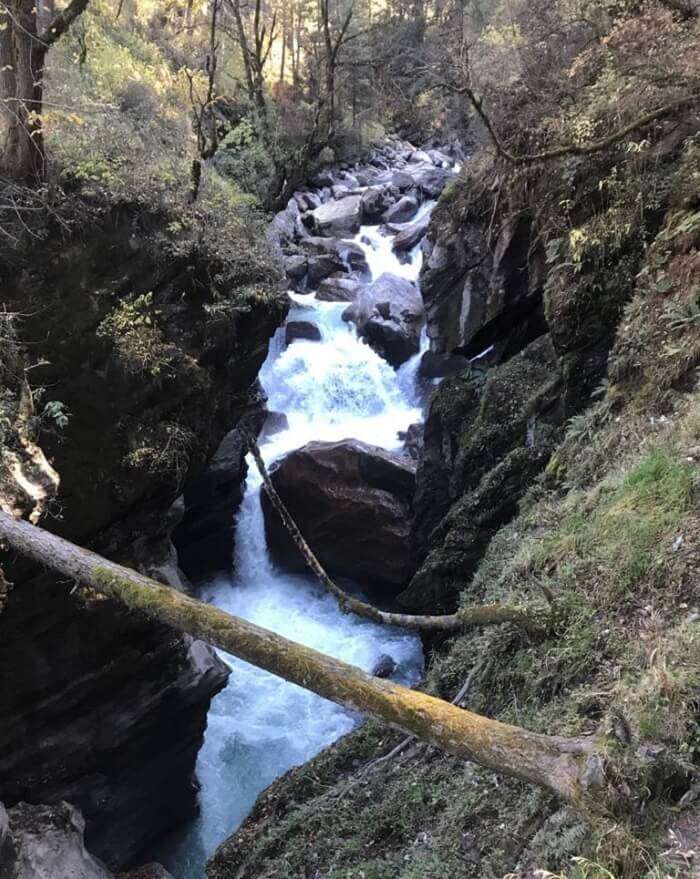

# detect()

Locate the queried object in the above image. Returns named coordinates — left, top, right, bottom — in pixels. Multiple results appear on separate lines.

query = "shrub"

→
left=118, top=80, right=158, bottom=122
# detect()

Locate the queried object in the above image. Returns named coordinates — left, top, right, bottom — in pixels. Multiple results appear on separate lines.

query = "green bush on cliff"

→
left=97, top=293, right=178, bottom=379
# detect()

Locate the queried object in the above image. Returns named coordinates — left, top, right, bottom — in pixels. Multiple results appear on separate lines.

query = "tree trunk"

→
left=0, top=510, right=604, bottom=805
left=1, top=0, right=47, bottom=181
left=1, top=0, right=90, bottom=181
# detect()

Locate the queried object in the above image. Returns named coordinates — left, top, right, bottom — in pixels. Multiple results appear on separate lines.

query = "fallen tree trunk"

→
left=249, top=436, right=544, bottom=633
left=0, top=509, right=601, bottom=804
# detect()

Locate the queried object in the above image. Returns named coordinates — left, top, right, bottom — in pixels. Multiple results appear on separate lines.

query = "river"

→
left=160, top=147, right=451, bottom=878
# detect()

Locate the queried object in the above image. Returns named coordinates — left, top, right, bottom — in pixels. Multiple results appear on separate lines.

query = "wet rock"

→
left=383, top=195, right=419, bottom=224
left=1, top=801, right=112, bottom=879
left=283, top=254, right=308, bottom=291
left=309, top=169, right=337, bottom=189
left=310, top=195, right=363, bottom=236
left=342, top=273, right=424, bottom=367
left=427, top=149, right=451, bottom=167
left=174, top=389, right=267, bottom=579
left=306, top=254, right=347, bottom=287
left=285, top=320, right=322, bottom=345
left=412, top=165, right=451, bottom=198
left=399, top=422, right=424, bottom=461
left=355, top=169, right=381, bottom=187
left=418, top=351, right=469, bottom=379
left=361, top=185, right=399, bottom=222
left=260, top=410, right=289, bottom=440
left=391, top=211, right=432, bottom=252
left=391, top=170, right=416, bottom=191
left=316, top=276, right=360, bottom=302
left=294, top=190, right=320, bottom=212
left=340, top=171, right=360, bottom=188
left=410, top=149, right=432, bottom=163
left=261, top=439, right=417, bottom=593
left=371, top=654, right=397, bottom=678
left=300, top=237, right=369, bottom=278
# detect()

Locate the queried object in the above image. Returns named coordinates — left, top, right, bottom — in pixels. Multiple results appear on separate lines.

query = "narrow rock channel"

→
left=159, top=143, right=457, bottom=878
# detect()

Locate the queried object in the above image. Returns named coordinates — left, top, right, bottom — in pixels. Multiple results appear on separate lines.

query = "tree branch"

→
left=453, top=85, right=700, bottom=165
left=249, top=436, right=545, bottom=634
left=39, top=0, right=90, bottom=47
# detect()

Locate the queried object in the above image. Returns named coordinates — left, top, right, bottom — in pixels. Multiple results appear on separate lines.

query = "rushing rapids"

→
left=159, top=143, right=457, bottom=878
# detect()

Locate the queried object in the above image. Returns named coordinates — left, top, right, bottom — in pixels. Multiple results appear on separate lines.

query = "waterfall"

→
left=158, top=150, right=446, bottom=878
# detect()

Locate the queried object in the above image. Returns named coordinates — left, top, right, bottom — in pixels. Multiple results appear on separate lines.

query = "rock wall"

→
left=399, top=128, right=685, bottom=613
left=0, top=204, right=287, bottom=869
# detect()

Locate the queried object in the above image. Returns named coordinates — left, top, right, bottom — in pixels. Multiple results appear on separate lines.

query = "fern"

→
left=662, top=289, right=700, bottom=329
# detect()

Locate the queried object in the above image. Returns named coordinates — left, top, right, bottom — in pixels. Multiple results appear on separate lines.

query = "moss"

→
left=533, top=449, right=694, bottom=602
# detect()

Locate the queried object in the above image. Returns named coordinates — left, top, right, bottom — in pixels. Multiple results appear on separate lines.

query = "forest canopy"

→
left=2, top=0, right=697, bottom=213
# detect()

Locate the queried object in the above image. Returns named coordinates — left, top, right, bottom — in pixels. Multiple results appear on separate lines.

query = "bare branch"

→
left=39, top=0, right=90, bottom=47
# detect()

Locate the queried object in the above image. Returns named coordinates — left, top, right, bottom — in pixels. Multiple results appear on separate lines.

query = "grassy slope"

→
left=208, top=144, right=700, bottom=879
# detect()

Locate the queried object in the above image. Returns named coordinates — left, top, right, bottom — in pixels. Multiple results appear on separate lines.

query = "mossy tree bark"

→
left=0, top=510, right=606, bottom=805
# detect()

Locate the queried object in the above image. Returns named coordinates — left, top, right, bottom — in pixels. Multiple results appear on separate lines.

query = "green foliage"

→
left=213, top=120, right=276, bottom=204
left=123, top=420, right=194, bottom=486
left=534, top=449, right=693, bottom=598
left=39, top=400, right=71, bottom=432
left=663, top=288, right=700, bottom=329
left=97, top=293, right=176, bottom=378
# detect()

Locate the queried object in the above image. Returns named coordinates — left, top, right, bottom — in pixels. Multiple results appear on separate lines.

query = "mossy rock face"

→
left=2, top=205, right=287, bottom=547
left=399, top=445, right=554, bottom=612
left=0, top=200, right=285, bottom=867
left=405, top=335, right=564, bottom=613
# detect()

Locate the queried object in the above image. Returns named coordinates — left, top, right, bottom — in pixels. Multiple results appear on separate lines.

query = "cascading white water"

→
left=159, top=192, right=435, bottom=879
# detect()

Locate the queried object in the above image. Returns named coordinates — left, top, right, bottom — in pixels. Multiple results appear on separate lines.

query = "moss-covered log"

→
left=0, top=510, right=602, bottom=803
left=249, top=436, right=544, bottom=633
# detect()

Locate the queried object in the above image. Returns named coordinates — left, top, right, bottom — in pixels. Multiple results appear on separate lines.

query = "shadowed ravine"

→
left=156, top=155, right=455, bottom=878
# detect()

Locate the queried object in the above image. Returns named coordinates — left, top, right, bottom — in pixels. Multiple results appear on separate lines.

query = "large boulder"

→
left=282, top=254, right=308, bottom=291
left=285, top=320, right=321, bottom=345
left=412, top=165, right=451, bottom=198
left=383, top=195, right=419, bottom=224
left=0, top=802, right=174, bottom=879
left=316, top=276, right=360, bottom=302
left=310, top=195, right=363, bottom=236
left=300, top=237, right=369, bottom=279
left=360, top=185, right=398, bottom=222
left=294, top=190, right=321, bottom=212
left=306, top=253, right=347, bottom=287
left=391, top=170, right=415, bottom=191
left=261, top=439, right=417, bottom=593
left=355, top=168, right=381, bottom=187
left=391, top=211, right=432, bottom=252
left=342, top=273, right=424, bottom=367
